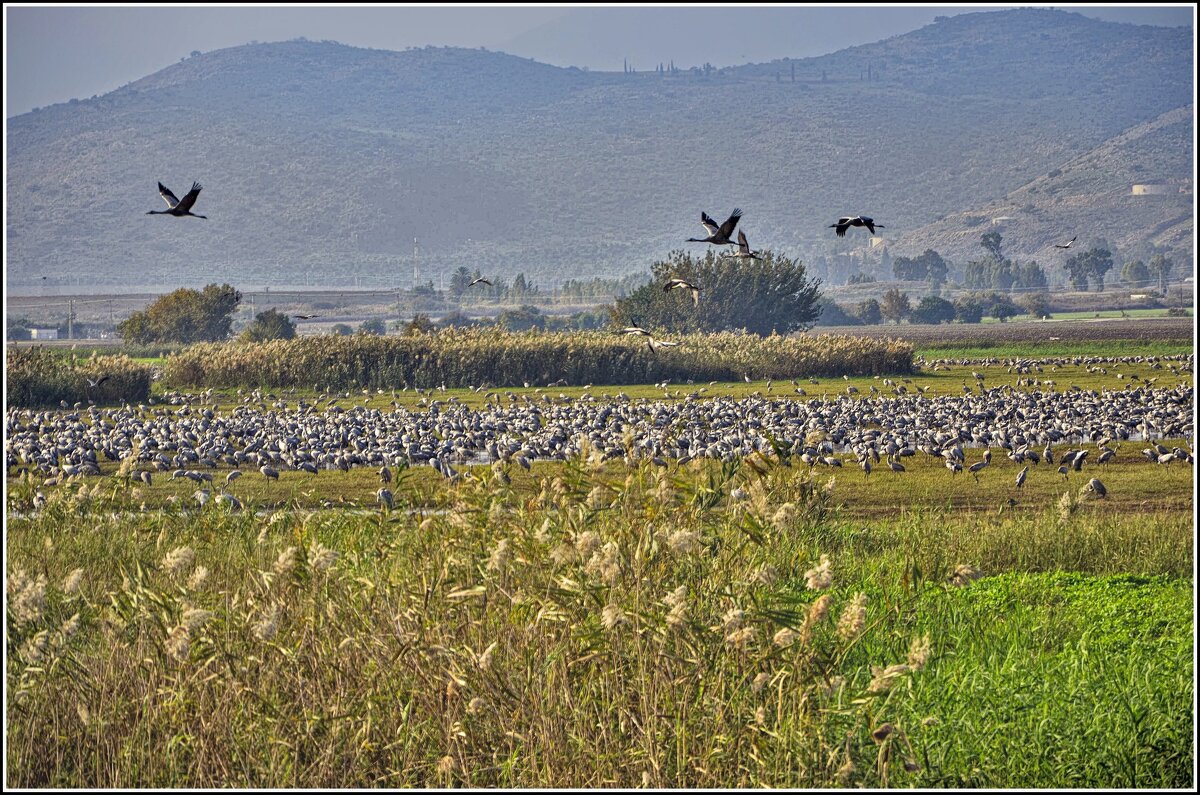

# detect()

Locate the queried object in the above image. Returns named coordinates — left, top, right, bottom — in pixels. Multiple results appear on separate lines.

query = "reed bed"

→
left=162, top=329, right=914, bottom=390
left=6, top=453, right=1191, bottom=788
left=5, top=346, right=153, bottom=407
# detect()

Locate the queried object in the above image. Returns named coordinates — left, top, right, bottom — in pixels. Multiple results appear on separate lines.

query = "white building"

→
left=30, top=328, right=59, bottom=340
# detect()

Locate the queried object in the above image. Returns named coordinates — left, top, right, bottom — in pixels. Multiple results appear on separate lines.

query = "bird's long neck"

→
left=146, top=210, right=165, bottom=215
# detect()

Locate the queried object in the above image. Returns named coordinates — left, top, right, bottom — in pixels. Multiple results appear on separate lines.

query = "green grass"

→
left=915, top=340, right=1194, bottom=360
left=975, top=308, right=1184, bottom=324
left=894, top=572, right=1193, bottom=787
left=6, top=449, right=1193, bottom=787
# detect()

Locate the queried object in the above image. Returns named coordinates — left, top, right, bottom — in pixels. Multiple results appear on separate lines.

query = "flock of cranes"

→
left=129, top=182, right=1169, bottom=510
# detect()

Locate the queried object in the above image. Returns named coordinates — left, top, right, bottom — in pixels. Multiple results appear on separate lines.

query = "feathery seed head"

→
left=162, top=546, right=196, bottom=579
left=837, top=592, right=868, bottom=640
left=804, top=555, right=833, bottom=591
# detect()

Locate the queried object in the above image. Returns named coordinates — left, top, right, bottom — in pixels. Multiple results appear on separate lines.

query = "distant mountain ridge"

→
left=890, top=104, right=1194, bottom=268
left=6, top=8, right=1192, bottom=291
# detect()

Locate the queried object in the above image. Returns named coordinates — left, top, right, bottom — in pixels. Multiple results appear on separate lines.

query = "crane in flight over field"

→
left=829, top=215, right=882, bottom=237
left=727, top=230, right=762, bottom=260
left=1054, top=235, right=1077, bottom=249
left=664, top=277, right=701, bottom=306
left=470, top=277, right=493, bottom=287
left=147, top=182, right=207, bottom=219
left=688, top=208, right=742, bottom=245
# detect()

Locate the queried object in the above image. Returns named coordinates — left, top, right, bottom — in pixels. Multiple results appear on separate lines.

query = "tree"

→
left=892, top=249, right=948, bottom=285
left=403, top=314, right=435, bottom=336
left=611, top=249, right=822, bottom=336
left=358, top=318, right=387, bottom=335
left=1016, top=261, right=1048, bottom=291
left=1120, top=260, right=1151, bottom=287
left=813, top=299, right=861, bottom=326
left=241, top=308, right=296, bottom=342
left=497, top=305, right=546, bottom=331
left=448, top=266, right=473, bottom=300
left=1085, top=248, right=1113, bottom=292
left=892, top=255, right=926, bottom=281
left=1017, top=292, right=1052, bottom=320
left=988, top=293, right=1019, bottom=322
left=879, top=289, right=911, bottom=324
left=331, top=323, right=353, bottom=336
left=919, top=249, right=949, bottom=286
left=980, top=231, right=1003, bottom=261
left=910, top=295, right=956, bottom=325
left=953, top=295, right=985, bottom=324
left=1148, top=254, right=1173, bottom=293
left=854, top=299, right=882, bottom=325
left=437, top=310, right=476, bottom=329
left=1062, top=252, right=1093, bottom=291
left=118, top=283, right=241, bottom=344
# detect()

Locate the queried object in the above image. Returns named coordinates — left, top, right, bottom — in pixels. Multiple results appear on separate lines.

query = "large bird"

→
left=829, top=216, right=883, bottom=237
left=727, top=230, right=762, bottom=260
left=688, top=208, right=742, bottom=245
left=1053, top=236, right=1077, bottom=249
left=647, top=337, right=680, bottom=353
left=663, top=278, right=701, bottom=306
left=470, top=277, right=493, bottom=287
left=147, top=182, right=207, bottom=219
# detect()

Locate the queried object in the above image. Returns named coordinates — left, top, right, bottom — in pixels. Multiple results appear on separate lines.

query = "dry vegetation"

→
left=162, top=330, right=914, bottom=390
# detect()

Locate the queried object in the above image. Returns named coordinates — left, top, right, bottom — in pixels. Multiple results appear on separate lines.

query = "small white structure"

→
left=30, top=328, right=59, bottom=340
left=1131, top=183, right=1173, bottom=196
left=1130, top=294, right=1149, bottom=300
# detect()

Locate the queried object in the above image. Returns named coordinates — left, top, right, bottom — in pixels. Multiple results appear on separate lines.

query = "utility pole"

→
left=67, top=299, right=74, bottom=340
left=413, top=237, right=419, bottom=288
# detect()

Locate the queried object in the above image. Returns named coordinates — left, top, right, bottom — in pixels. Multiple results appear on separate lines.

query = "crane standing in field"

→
left=147, top=181, right=207, bottom=219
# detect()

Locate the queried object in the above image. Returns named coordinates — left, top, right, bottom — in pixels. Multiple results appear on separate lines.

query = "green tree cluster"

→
left=118, top=284, right=241, bottom=344
left=964, top=232, right=1047, bottom=291
left=240, top=308, right=297, bottom=342
left=610, top=249, right=821, bottom=336
left=910, top=295, right=956, bottom=324
left=1062, top=248, right=1114, bottom=292
left=879, top=289, right=911, bottom=324
left=892, top=249, right=949, bottom=285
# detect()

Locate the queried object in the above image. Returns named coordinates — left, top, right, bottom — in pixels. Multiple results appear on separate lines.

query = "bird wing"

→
left=157, top=182, right=180, bottom=208
left=664, top=279, right=680, bottom=292
left=700, top=212, right=721, bottom=236
left=737, top=229, right=750, bottom=253
left=864, top=219, right=876, bottom=234
left=174, top=182, right=203, bottom=213
left=717, top=208, right=743, bottom=239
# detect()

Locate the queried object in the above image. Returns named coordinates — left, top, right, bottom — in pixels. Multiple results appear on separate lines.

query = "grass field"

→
left=6, top=451, right=1193, bottom=787
left=5, top=337, right=1194, bottom=788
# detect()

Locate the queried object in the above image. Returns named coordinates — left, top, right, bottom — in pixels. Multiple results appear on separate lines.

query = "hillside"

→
left=6, top=9, right=1193, bottom=291
left=888, top=105, right=1194, bottom=269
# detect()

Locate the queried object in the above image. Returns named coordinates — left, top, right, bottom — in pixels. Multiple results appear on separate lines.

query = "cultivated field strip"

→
left=814, top=316, right=1194, bottom=344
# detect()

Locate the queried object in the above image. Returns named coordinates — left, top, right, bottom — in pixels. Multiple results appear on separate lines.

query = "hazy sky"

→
left=5, top=4, right=1194, bottom=118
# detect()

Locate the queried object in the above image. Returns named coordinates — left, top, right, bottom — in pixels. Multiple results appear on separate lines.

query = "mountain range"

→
left=6, top=8, right=1193, bottom=292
